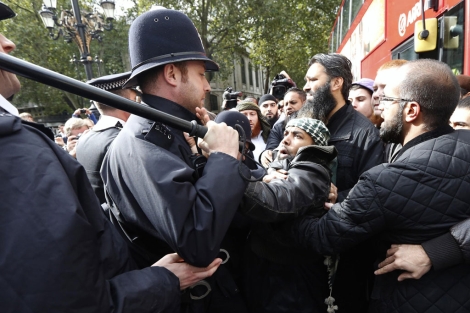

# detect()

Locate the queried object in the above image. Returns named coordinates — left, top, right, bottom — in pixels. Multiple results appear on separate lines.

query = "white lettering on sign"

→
left=398, top=1, right=426, bottom=37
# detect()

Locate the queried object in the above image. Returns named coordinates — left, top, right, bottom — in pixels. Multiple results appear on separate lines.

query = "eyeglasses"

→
left=379, top=96, right=414, bottom=104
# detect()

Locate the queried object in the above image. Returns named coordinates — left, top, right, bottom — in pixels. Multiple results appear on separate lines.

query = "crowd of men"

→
left=2, top=2, right=470, bottom=313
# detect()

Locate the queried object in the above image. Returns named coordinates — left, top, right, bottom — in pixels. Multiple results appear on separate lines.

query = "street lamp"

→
left=38, top=0, right=115, bottom=80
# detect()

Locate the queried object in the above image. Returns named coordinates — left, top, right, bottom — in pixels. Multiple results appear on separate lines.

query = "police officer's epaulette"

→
left=143, top=121, right=173, bottom=150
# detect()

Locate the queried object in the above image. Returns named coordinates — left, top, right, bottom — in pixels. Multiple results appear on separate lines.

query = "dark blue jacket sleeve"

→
left=102, top=139, right=251, bottom=267
left=0, top=119, right=180, bottom=313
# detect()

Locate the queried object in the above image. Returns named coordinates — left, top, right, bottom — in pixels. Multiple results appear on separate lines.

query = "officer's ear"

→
left=162, top=64, right=178, bottom=87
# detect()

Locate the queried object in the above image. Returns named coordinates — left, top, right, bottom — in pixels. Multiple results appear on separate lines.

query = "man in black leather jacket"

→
left=240, top=118, right=337, bottom=313
left=290, top=59, right=470, bottom=312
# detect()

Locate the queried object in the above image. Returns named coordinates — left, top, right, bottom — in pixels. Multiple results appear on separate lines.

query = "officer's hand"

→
left=198, top=121, right=239, bottom=159
left=374, top=244, right=432, bottom=281
left=154, top=253, right=222, bottom=290
left=260, top=150, right=273, bottom=168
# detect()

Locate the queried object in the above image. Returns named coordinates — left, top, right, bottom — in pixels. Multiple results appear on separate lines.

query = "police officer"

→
left=0, top=2, right=221, bottom=312
left=101, top=8, right=250, bottom=312
left=76, top=72, right=135, bottom=204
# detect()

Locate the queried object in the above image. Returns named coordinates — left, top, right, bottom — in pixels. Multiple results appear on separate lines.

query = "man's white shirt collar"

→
left=92, top=115, right=126, bottom=131
left=0, top=95, right=19, bottom=116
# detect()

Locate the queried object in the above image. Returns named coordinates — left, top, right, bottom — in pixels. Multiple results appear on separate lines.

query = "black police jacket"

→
left=102, top=94, right=250, bottom=267
left=101, top=95, right=253, bottom=313
left=0, top=113, right=180, bottom=313
left=291, top=126, right=470, bottom=312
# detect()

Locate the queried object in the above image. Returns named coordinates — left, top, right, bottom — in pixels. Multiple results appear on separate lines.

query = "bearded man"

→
left=298, top=53, right=384, bottom=312
left=300, top=53, right=383, bottom=200
left=290, top=58, right=470, bottom=313
left=261, top=88, right=307, bottom=167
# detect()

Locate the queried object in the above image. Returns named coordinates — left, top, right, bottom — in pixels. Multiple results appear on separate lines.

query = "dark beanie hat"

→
left=259, top=94, right=277, bottom=105
left=215, top=111, right=255, bottom=151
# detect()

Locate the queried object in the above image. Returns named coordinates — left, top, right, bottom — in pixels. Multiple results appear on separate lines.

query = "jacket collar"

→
left=395, top=124, right=454, bottom=159
left=141, top=93, right=200, bottom=124
left=93, top=115, right=126, bottom=131
left=270, top=144, right=337, bottom=170
left=327, top=101, right=353, bottom=141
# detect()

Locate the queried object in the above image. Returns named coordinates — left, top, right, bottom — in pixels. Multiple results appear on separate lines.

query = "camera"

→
left=80, top=109, right=87, bottom=114
left=223, top=87, right=242, bottom=110
left=270, top=73, right=296, bottom=100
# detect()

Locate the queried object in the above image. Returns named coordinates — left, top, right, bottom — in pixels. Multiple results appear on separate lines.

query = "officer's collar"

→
left=141, top=94, right=200, bottom=124
left=93, top=115, right=126, bottom=131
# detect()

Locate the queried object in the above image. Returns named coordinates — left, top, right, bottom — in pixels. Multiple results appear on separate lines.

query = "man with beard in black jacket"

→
left=0, top=3, right=221, bottom=312
left=289, top=59, right=470, bottom=312
left=298, top=53, right=384, bottom=312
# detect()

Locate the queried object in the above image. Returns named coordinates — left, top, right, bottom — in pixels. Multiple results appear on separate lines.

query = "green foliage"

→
left=1, top=0, right=340, bottom=116
left=1, top=0, right=131, bottom=115
left=245, top=0, right=341, bottom=91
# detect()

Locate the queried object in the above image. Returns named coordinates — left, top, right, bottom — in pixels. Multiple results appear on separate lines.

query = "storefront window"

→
left=441, top=2, right=464, bottom=75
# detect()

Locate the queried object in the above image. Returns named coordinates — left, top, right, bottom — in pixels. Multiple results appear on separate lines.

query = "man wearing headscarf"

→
left=236, top=100, right=271, bottom=162
left=240, top=118, right=338, bottom=313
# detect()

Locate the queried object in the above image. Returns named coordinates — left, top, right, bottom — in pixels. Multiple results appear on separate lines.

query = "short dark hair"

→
left=285, top=87, right=306, bottom=103
left=461, top=88, right=469, bottom=98
left=139, top=61, right=188, bottom=92
left=350, top=84, right=373, bottom=97
left=457, top=96, right=470, bottom=110
left=308, top=53, right=353, bottom=101
left=400, top=59, right=460, bottom=130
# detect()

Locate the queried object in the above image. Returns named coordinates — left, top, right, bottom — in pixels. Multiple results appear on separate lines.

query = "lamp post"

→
left=38, top=0, right=115, bottom=81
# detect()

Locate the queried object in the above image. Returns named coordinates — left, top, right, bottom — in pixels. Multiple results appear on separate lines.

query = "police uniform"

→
left=101, top=8, right=251, bottom=313
left=76, top=72, right=130, bottom=204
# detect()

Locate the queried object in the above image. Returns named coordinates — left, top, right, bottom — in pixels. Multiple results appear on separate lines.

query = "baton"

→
left=0, top=53, right=208, bottom=138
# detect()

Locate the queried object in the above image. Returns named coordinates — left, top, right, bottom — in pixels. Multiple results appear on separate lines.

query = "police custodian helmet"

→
left=124, top=7, right=219, bottom=88
left=0, top=2, right=16, bottom=21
